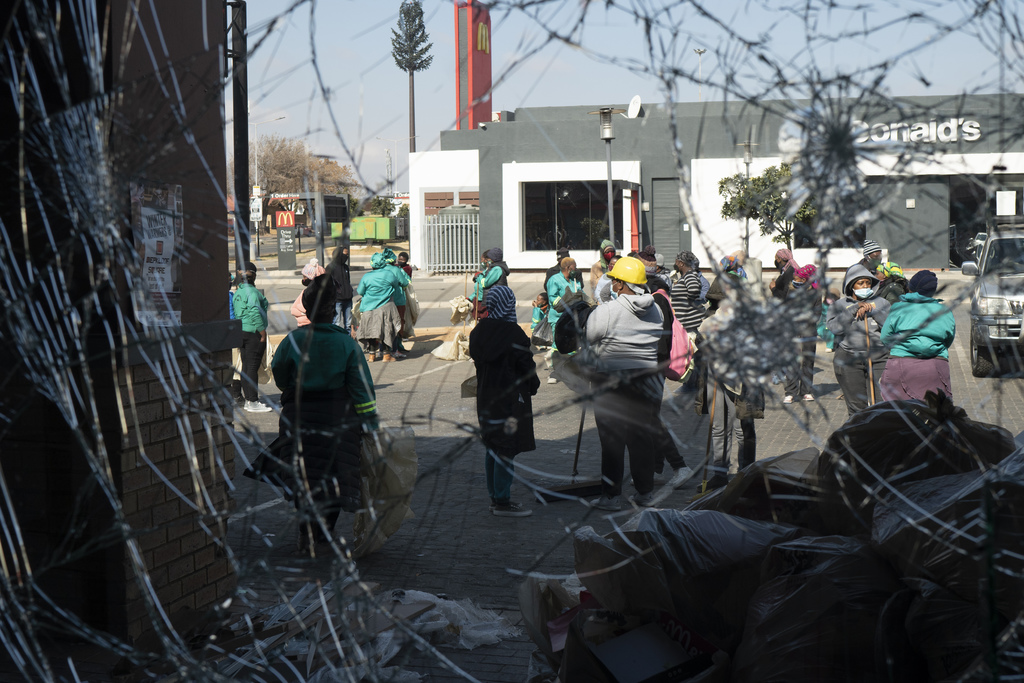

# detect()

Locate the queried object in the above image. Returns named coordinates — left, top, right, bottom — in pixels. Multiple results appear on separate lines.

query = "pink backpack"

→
left=654, top=291, right=693, bottom=381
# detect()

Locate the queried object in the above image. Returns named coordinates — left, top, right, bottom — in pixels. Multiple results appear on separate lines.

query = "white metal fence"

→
left=424, top=213, right=480, bottom=274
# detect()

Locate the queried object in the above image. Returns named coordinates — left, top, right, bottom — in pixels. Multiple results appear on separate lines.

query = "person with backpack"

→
left=648, top=277, right=695, bottom=489
left=582, top=256, right=666, bottom=511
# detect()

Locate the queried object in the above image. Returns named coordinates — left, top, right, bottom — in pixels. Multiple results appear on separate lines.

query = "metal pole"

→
left=694, top=48, right=707, bottom=102
left=605, top=139, right=616, bottom=248
left=230, top=1, right=249, bottom=268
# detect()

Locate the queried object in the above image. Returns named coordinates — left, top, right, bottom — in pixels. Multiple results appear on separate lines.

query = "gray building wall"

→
left=439, top=94, right=1024, bottom=268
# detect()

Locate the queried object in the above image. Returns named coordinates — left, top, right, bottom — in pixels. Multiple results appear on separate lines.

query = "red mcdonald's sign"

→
left=275, top=211, right=295, bottom=228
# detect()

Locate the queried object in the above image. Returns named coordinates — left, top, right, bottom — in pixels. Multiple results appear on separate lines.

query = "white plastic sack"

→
left=430, top=330, right=470, bottom=361
left=449, top=295, right=472, bottom=325
left=396, top=589, right=521, bottom=650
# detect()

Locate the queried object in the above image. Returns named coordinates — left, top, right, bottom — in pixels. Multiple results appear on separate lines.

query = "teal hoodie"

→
left=233, top=283, right=268, bottom=333
left=881, top=292, right=956, bottom=360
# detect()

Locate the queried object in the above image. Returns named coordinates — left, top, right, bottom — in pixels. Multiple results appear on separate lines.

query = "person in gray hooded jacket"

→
left=826, top=263, right=891, bottom=416
left=584, top=256, right=665, bottom=511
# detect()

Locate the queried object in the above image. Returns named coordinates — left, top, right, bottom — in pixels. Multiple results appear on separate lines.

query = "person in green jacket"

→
left=381, top=248, right=411, bottom=357
left=356, top=252, right=407, bottom=362
left=470, top=247, right=510, bottom=319
left=269, top=273, right=378, bottom=552
left=232, top=262, right=272, bottom=413
left=879, top=270, right=955, bottom=402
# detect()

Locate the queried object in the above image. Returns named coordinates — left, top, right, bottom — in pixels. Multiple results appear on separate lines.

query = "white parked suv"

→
left=963, top=229, right=1024, bottom=376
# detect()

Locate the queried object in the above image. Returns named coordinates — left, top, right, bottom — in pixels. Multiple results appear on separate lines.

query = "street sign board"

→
left=249, top=197, right=262, bottom=224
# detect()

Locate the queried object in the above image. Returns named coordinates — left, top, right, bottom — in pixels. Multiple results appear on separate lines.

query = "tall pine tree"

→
left=391, top=1, right=433, bottom=153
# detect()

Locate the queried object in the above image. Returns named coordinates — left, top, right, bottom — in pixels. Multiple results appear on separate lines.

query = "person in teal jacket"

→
left=470, top=247, right=510, bottom=319
left=381, top=248, right=411, bottom=357
left=233, top=262, right=272, bottom=413
left=356, top=252, right=406, bottom=361
left=267, top=273, right=377, bottom=552
left=545, top=257, right=582, bottom=326
left=879, top=270, right=955, bottom=402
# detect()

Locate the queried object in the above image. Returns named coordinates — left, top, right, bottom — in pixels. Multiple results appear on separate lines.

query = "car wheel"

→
left=971, top=335, right=997, bottom=377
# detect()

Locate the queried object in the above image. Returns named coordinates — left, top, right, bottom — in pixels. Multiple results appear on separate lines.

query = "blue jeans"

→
left=485, top=449, right=515, bottom=504
left=334, top=299, right=353, bottom=332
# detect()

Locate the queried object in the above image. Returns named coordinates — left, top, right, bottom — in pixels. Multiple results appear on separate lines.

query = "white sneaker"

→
left=590, top=495, right=622, bottom=511
left=244, top=400, right=272, bottom=413
left=547, top=377, right=558, bottom=384
left=669, top=466, right=694, bottom=489
left=782, top=395, right=794, bottom=404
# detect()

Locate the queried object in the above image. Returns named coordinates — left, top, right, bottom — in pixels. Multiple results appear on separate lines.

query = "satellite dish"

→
left=626, top=95, right=642, bottom=119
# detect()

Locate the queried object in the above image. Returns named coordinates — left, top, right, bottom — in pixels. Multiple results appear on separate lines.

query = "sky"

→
left=232, top=0, right=1018, bottom=198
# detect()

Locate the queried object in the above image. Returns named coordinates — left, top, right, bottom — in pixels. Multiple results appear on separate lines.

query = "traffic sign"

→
left=249, top=197, right=262, bottom=224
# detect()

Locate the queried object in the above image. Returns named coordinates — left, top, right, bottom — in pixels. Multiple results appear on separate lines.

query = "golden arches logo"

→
left=476, top=21, right=489, bottom=54
left=276, top=211, right=295, bottom=227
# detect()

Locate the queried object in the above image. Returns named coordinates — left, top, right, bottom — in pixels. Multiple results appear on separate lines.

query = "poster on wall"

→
left=130, top=181, right=183, bottom=326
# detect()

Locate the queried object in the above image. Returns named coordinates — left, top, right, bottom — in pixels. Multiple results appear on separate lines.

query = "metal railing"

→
left=424, top=213, right=480, bottom=274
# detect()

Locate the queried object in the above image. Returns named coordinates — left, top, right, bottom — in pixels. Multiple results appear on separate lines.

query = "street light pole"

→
left=589, top=107, right=626, bottom=249
left=376, top=136, right=417, bottom=197
left=251, top=115, right=286, bottom=190
left=738, top=133, right=757, bottom=254
left=694, top=48, right=707, bottom=102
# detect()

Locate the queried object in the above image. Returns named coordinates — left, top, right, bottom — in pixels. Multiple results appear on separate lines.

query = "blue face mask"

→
left=611, top=290, right=619, bottom=300
left=854, top=287, right=874, bottom=299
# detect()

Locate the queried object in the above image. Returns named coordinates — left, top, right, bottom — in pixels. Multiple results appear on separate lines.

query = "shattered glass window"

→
left=3, top=1, right=1024, bottom=681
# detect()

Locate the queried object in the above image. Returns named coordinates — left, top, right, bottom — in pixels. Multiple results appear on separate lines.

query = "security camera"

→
left=478, top=122, right=487, bottom=130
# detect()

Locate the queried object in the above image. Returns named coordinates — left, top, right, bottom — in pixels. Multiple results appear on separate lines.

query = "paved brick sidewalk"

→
left=227, top=274, right=1024, bottom=681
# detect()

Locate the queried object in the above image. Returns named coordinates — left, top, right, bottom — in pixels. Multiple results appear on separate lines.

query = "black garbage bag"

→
left=732, top=536, right=902, bottom=682
left=871, top=449, right=1024, bottom=623
left=813, top=392, right=1014, bottom=535
left=573, top=509, right=805, bottom=653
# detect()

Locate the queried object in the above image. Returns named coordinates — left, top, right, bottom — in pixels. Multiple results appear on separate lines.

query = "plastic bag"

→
left=352, top=427, right=417, bottom=558
left=814, top=393, right=1014, bottom=534
left=573, top=509, right=805, bottom=652
left=449, top=295, right=472, bottom=325
left=430, top=330, right=470, bottom=361
left=531, top=316, right=553, bottom=347
left=686, top=447, right=826, bottom=532
left=731, top=536, right=901, bottom=682
left=871, top=448, right=1024, bottom=621
left=902, top=578, right=990, bottom=681
left=258, top=338, right=275, bottom=384
left=394, top=589, right=521, bottom=650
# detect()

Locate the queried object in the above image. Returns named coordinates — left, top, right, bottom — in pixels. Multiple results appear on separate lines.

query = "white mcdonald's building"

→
left=407, top=94, right=1024, bottom=273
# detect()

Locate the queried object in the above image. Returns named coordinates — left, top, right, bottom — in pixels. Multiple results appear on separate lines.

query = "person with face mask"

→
left=844, top=239, right=884, bottom=283
left=590, top=239, right=617, bottom=293
left=768, top=248, right=800, bottom=301
left=470, top=247, right=510, bottom=319
left=825, top=264, right=891, bottom=416
left=545, top=257, right=582, bottom=328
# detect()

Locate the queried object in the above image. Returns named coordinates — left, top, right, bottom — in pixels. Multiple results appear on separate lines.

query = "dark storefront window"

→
left=523, top=181, right=624, bottom=251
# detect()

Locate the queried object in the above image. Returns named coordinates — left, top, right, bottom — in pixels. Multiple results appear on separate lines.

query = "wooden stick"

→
left=865, top=314, right=875, bottom=404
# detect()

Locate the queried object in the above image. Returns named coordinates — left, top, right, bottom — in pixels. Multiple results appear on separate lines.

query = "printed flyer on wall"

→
left=130, top=181, right=183, bottom=326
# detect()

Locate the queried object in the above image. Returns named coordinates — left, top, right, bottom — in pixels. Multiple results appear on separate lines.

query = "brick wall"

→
left=117, top=349, right=236, bottom=641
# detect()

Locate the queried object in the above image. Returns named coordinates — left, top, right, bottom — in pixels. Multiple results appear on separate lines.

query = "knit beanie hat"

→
left=863, top=240, right=882, bottom=258
left=909, top=270, right=938, bottom=296
left=637, top=245, right=657, bottom=264
left=301, top=258, right=325, bottom=280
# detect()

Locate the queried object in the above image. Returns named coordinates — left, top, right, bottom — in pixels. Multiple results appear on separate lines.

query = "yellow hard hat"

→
left=608, top=255, right=647, bottom=285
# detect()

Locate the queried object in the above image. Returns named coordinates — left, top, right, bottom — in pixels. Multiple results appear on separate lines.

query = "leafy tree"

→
left=396, top=203, right=410, bottom=218
left=368, top=195, right=395, bottom=216
left=391, top=0, right=433, bottom=153
left=248, top=134, right=359, bottom=198
left=349, top=196, right=363, bottom=218
left=718, top=163, right=817, bottom=250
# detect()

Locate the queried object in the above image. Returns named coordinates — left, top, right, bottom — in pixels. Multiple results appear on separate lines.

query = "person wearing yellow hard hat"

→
left=582, top=256, right=667, bottom=511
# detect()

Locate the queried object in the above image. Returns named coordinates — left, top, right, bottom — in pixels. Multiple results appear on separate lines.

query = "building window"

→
left=522, top=181, right=624, bottom=251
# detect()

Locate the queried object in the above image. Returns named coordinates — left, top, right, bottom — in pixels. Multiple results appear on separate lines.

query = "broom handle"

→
left=572, top=404, right=587, bottom=478
left=702, top=382, right=718, bottom=483
left=864, top=313, right=875, bottom=404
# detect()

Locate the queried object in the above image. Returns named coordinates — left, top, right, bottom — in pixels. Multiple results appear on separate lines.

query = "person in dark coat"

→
left=469, top=285, right=540, bottom=517
left=268, top=274, right=378, bottom=552
left=327, top=246, right=354, bottom=333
